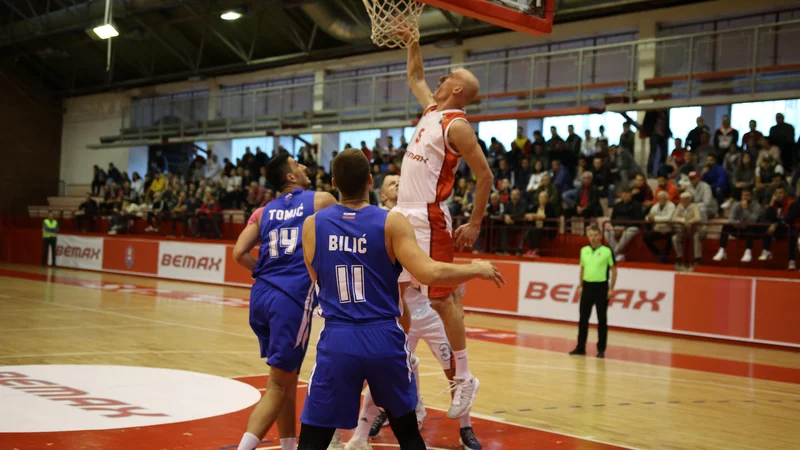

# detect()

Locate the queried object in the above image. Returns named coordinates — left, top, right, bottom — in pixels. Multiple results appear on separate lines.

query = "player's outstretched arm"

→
left=407, top=39, right=435, bottom=109
left=301, top=215, right=318, bottom=284
left=314, top=191, right=337, bottom=212
left=450, top=120, right=494, bottom=251
left=232, top=222, right=260, bottom=271
left=387, top=212, right=505, bottom=288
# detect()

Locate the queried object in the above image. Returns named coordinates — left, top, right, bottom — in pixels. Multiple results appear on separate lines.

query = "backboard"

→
left=418, top=0, right=555, bottom=36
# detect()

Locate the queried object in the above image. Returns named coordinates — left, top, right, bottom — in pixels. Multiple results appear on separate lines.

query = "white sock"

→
left=459, top=414, right=472, bottom=428
left=280, top=437, right=296, bottom=450
left=454, top=349, right=471, bottom=378
left=352, top=390, right=380, bottom=442
left=237, top=432, right=261, bottom=450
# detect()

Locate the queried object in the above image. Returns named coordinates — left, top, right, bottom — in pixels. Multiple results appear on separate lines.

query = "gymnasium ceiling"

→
left=0, top=0, right=710, bottom=97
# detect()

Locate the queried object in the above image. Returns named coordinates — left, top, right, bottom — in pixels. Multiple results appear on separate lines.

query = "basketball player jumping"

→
left=232, top=154, right=336, bottom=450
left=344, top=174, right=483, bottom=450
left=397, top=31, right=493, bottom=419
left=296, top=149, right=503, bottom=450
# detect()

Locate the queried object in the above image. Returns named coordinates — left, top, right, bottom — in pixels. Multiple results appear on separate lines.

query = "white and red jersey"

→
left=398, top=105, right=468, bottom=205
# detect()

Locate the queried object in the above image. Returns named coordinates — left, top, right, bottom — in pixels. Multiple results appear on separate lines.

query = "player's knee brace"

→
left=297, top=423, right=336, bottom=450
left=387, top=411, right=426, bottom=450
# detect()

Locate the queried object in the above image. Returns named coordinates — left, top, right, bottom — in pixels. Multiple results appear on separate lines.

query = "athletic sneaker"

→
left=344, top=439, right=371, bottom=450
left=460, top=427, right=483, bottom=450
left=328, top=429, right=345, bottom=450
left=758, top=250, right=773, bottom=261
left=789, top=260, right=797, bottom=271
left=712, top=248, right=726, bottom=261
left=368, top=410, right=388, bottom=438
left=415, top=397, right=427, bottom=430
left=446, top=376, right=480, bottom=419
left=741, top=249, right=752, bottom=263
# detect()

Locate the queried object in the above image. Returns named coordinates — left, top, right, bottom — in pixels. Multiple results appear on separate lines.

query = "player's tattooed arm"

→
left=301, top=215, right=318, bottom=283
left=314, top=191, right=337, bottom=212
left=232, top=222, right=260, bottom=271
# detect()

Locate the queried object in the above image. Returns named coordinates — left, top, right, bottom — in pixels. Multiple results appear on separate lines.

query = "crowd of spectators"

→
left=76, top=112, right=800, bottom=269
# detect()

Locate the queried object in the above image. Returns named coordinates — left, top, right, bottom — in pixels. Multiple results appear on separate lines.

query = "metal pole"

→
left=251, top=90, right=256, bottom=131
left=339, top=80, right=344, bottom=125
left=279, top=87, right=284, bottom=123
left=576, top=49, right=584, bottom=107
left=686, top=36, right=694, bottom=100
left=750, top=27, right=759, bottom=94
left=371, top=75, right=377, bottom=123
left=629, top=42, right=637, bottom=104
left=527, top=55, right=536, bottom=109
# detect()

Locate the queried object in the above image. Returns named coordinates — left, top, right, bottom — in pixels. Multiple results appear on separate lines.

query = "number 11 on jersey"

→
left=336, top=265, right=365, bottom=304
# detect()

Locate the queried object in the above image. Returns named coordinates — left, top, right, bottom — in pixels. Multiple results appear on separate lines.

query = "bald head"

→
left=434, top=69, right=480, bottom=109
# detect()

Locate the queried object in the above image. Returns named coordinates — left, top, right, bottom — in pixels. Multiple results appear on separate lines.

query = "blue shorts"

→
left=249, top=280, right=313, bottom=373
left=300, top=319, right=417, bottom=430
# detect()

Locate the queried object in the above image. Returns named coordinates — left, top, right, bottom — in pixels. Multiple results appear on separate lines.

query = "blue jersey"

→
left=252, top=188, right=316, bottom=306
left=313, top=205, right=403, bottom=322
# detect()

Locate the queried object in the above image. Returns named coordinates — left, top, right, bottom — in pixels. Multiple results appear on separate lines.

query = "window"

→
left=669, top=106, right=702, bottom=143
left=543, top=112, right=637, bottom=145
left=386, top=127, right=417, bottom=145
left=478, top=120, right=518, bottom=148
left=340, top=129, right=381, bottom=151
left=731, top=100, right=800, bottom=142
left=232, top=137, right=274, bottom=163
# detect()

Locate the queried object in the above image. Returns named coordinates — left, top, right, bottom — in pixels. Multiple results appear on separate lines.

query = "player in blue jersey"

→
left=297, top=149, right=504, bottom=450
left=231, top=154, right=337, bottom=450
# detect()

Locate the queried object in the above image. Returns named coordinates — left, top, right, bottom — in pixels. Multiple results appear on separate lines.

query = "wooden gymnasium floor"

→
left=0, top=262, right=799, bottom=450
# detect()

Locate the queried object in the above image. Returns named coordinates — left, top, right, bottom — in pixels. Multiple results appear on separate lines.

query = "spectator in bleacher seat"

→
left=608, top=144, right=640, bottom=190
left=475, top=192, right=505, bottom=253
left=532, top=130, right=545, bottom=146
left=792, top=165, right=800, bottom=198
left=507, top=136, right=524, bottom=169
left=372, top=138, right=385, bottom=162
left=759, top=186, right=797, bottom=269
left=694, top=130, right=716, bottom=164
left=597, top=125, right=609, bottom=146
left=755, top=135, right=782, bottom=166
left=701, top=154, right=729, bottom=209
left=399, top=135, right=408, bottom=152
left=764, top=172, right=793, bottom=203
left=91, top=165, right=107, bottom=195
left=687, top=171, right=718, bottom=218
left=546, top=126, right=563, bottom=152
left=189, top=159, right=204, bottom=183
left=731, top=152, right=756, bottom=201
left=685, top=116, right=710, bottom=152
left=475, top=131, right=487, bottom=156
left=619, top=122, right=636, bottom=155
left=489, top=138, right=506, bottom=169
left=525, top=160, right=547, bottom=193
left=671, top=191, right=705, bottom=266
left=167, top=191, right=191, bottom=237
left=99, top=184, right=116, bottom=214
left=359, top=141, right=372, bottom=163
left=197, top=194, right=223, bottom=239
left=605, top=187, right=643, bottom=262
left=494, top=159, right=515, bottom=191
left=631, top=174, right=654, bottom=210
left=41, top=211, right=59, bottom=268
left=656, top=172, right=680, bottom=204
left=565, top=124, right=582, bottom=156
left=258, top=166, right=268, bottom=188
left=241, top=168, right=254, bottom=191
left=534, top=173, right=559, bottom=212
left=680, top=151, right=699, bottom=181
left=147, top=172, right=166, bottom=203
left=769, top=113, right=796, bottom=170
left=712, top=188, right=762, bottom=263
left=76, top=193, right=99, bottom=232
left=513, top=126, right=532, bottom=154
left=108, top=198, right=140, bottom=235
left=595, top=139, right=610, bottom=162
left=121, top=181, right=139, bottom=205
left=497, top=178, right=512, bottom=204
left=644, top=111, right=669, bottom=177
left=755, top=154, right=784, bottom=204
left=246, top=181, right=267, bottom=216
left=581, top=130, right=597, bottom=157
left=131, top=172, right=144, bottom=196
left=591, top=157, right=615, bottom=204
left=107, top=162, right=122, bottom=185
left=225, top=167, right=244, bottom=209
left=643, top=191, right=677, bottom=263
left=565, top=171, right=603, bottom=220
left=146, top=192, right=167, bottom=233
left=121, top=171, right=131, bottom=185
left=515, top=157, right=533, bottom=191
left=723, top=143, right=743, bottom=179
left=461, top=179, right=477, bottom=218
left=742, top=120, right=763, bottom=151
left=713, top=115, right=739, bottom=160
left=450, top=178, right=468, bottom=217
left=206, top=155, right=222, bottom=181
left=500, top=188, right=528, bottom=255
left=530, top=142, right=549, bottom=172
left=523, top=190, right=557, bottom=259
left=550, top=159, right=572, bottom=195
left=668, top=138, right=687, bottom=170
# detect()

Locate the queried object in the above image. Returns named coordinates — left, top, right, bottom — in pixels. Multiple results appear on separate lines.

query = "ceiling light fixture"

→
left=221, top=10, right=243, bottom=20
left=93, top=23, right=119, bottom=39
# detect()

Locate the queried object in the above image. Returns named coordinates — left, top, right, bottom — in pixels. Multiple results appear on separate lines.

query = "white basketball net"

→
left=361, top=0, right=425, bottom=49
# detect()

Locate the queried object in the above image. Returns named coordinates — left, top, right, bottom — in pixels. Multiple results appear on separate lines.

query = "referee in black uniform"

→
left=569, top=224, right=617, bottom=358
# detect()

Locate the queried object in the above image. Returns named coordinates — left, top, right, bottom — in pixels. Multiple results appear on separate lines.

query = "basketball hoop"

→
left=361, top=0, right=426, bottom=48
